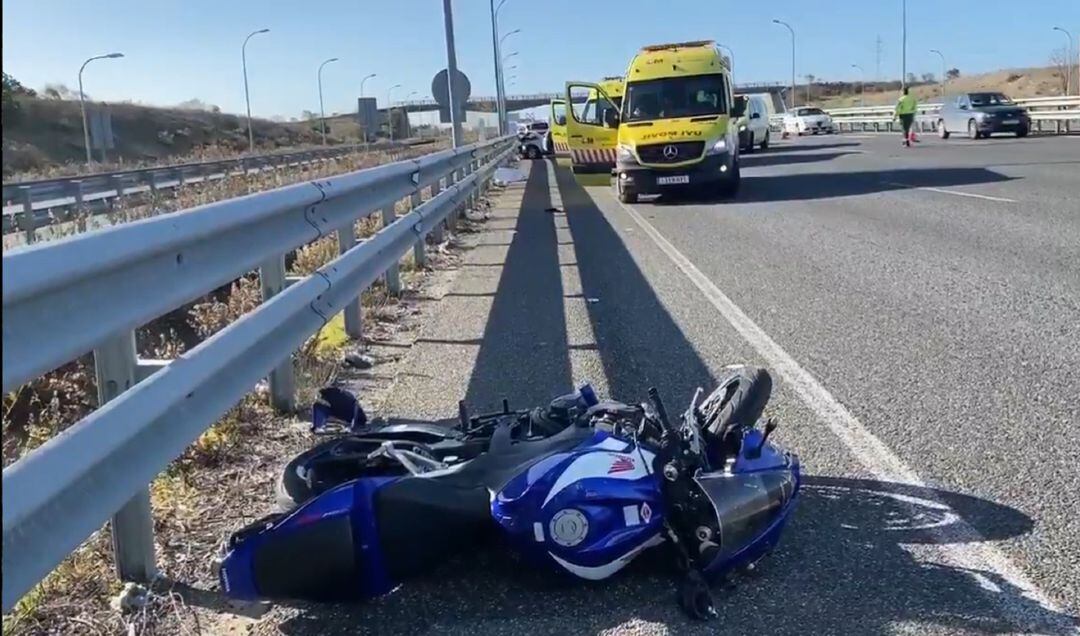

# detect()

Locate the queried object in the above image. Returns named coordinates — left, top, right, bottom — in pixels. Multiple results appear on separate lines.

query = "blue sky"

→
left=3, top=0, right=1078, bottom=119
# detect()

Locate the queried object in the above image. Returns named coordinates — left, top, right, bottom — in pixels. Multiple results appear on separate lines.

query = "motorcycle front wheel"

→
left=699, top=365, right=773, bottom=436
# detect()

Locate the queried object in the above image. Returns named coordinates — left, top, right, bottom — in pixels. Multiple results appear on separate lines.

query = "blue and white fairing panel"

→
left=492, top=430, right=665, bottom=580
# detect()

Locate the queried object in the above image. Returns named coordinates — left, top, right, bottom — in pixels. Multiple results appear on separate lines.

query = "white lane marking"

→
left=883, top=181, right=1017, bottom=203
left=611, top=196, right=1073, bottom=629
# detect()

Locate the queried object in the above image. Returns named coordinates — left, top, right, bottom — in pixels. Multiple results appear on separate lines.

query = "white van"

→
left=736, top=94, right=771, bottom=152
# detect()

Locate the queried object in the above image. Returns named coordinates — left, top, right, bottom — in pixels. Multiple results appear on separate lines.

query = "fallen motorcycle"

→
left=217, top=366, right=800, bottom=619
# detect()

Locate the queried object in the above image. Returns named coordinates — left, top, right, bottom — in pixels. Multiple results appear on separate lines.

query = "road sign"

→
left=432, top=68, right=470, bottom=124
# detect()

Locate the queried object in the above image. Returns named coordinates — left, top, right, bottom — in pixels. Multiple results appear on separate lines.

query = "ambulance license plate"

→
left=657, top=175, right=690, bottom=185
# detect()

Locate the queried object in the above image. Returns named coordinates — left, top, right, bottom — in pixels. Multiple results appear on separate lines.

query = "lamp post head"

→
left=256, top=28, right=270, bottom=34
left=106, top=53, right=124, bottom=59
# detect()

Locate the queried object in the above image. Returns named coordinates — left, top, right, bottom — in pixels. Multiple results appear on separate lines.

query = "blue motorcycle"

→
left=217, top=366, right=800, bottom=619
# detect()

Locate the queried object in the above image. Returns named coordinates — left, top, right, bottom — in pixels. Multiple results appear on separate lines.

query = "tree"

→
left=301, top=110, right=317, bottom=121
left=2, top=72, right=35, bottom=128
left=921, top=72, right=936, bottom=83
left=905, top=72, right=918, bottom=85
left=1050, top=47, right=1071, bottom=95
left=41, top=83, right=79, bottom=100
left=945, top=68, right=961, bottom=80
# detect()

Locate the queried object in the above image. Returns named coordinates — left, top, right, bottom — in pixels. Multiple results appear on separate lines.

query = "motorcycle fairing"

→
left=492, top=430, right=665, bottom=579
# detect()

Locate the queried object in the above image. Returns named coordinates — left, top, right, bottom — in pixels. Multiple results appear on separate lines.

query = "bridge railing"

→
left=0, top=136, right=516, bottom=612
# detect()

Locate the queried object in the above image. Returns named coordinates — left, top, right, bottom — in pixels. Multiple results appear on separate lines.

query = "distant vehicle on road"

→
left=937, top=92, right=1030, bottom=140
left=517, top=121, right=553, bottom=159
left=736, top=94, right=771, bottom=152
left=783, top=107, right=835, bottom=135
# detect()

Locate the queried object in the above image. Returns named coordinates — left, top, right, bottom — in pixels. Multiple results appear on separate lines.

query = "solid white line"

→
left=612, top=196, right=1073, bottom=630
left=883, top=181, right=1017, bottom=203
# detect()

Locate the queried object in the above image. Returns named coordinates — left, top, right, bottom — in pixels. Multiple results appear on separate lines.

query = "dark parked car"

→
left=937, top=92, right=1030, bottom=139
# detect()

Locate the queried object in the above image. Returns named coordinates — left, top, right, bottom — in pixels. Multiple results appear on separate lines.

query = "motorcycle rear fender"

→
left=219, top=477, right=396, bottom=601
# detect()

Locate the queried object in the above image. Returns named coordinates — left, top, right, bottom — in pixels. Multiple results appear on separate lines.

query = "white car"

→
left=783, top=107, right=835, bottom=135
left=736, top=94, right=771, bottom=152
left=517, top=121, right=553, bottom=159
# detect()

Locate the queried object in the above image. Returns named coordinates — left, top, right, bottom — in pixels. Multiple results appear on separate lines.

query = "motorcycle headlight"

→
left=616, top=144, right=635, bottom=161
left=707, top=138, right=728, bottom=155
left=739, top=124, right=747, bottom=132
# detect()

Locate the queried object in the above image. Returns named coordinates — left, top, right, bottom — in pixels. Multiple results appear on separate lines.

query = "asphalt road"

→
left=263, top=133, right=1080, bottom=635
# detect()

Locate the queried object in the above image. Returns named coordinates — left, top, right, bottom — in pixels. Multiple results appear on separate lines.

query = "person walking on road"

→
left=895, top=87, right=918, bottom=147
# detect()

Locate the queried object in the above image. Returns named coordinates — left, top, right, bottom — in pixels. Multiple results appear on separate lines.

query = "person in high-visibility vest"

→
left=895, top=87, right=918, bottom=147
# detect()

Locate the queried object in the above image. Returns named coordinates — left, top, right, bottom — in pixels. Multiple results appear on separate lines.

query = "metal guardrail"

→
left=0, top=135, right=516, bottom=611
left=1, top=140, right=432, bottom=239
left=822, top=96, right=1080, bottom=134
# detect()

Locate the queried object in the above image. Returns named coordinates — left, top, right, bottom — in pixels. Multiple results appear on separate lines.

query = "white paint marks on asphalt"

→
left=883, top=181, right=1017, bottom=203
left=613, top=196, right=1074, bottom=631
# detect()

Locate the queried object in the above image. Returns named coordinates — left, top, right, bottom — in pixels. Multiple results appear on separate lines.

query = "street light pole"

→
left=489, top=0, right=511, bottom=135
left=851, top=64, right=865, bottom=107
left=498, top=29, right=521, bottom=134
left=387, top=83, right=402, bottom=141
left=773, top=20, right=795, bottom=109
left=317, top=57, right=339, bottom=146
left=78, top=53, right=124, bottom=167
left=717, top=43, right=734, bottom=73
left=901, top=0, right=908, bottom=90
left=929, top=49, right=946, bottom=98
left=1053, top=27, right=1075, bottom=96
left=242, top=28, right=270, bottom=154
left=360, top=73, right=376, bottom=98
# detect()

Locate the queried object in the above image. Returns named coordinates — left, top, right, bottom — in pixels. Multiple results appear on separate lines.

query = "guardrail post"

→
left=430, top=181, right=445, bottom=243
left=259, top=254, right=297, bottom=412
left=109, top=175, right=125, bottom=210
left=382, top=207, right=402, bottom=295
left=411, top=191, right=427, bottom=268
left=336, top=222, right=364, bottom=339
left=70, top=180, right=88, bottom=233
left=175, top=168, right=186, bottom=187
left=94, top=331, right=158, bottom=584
left=17, top=186, right=37, bottom=244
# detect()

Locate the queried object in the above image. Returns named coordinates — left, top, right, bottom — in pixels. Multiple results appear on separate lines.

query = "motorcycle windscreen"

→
left=693, top=471, right=797, bottom=567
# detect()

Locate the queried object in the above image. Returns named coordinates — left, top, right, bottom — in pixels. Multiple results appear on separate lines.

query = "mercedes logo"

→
left=662, top=144, right=679, bottom=159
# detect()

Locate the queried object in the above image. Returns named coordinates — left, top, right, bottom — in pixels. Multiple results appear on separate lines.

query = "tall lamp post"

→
left=489, top=0, right=514, bottom=134
left=242, top=28, right=270, bottom=153
left=387, top=83, right=402, bottom=141
left=359, top=73, right=377, bottom=144
left=851, top=64, right=866, bottom=107
left=317, top=57, right=339, bottom=145
left=929, top=49, right=946, bottom=98
left=901, top=0, right=908, bottom=89
left=360, top=73, right=377, bottom=98
left=1053, top=26, right=1075, bottom=96
left=79, top=52, right=124, bottom=167
left=498, top=30, right=521, bottom=133
left=772, top=19, right=795, bottom=109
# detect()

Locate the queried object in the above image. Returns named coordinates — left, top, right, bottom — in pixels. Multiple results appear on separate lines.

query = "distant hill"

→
left=2, top=96, right=368, bottom=177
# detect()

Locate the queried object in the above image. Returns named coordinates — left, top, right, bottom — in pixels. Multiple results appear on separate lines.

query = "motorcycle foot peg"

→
left=679, top=572, right=717, bottom=621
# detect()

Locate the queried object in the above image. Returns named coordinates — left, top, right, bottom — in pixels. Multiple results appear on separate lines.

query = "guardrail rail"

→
left=0, top=135, right=516, bottom=611
left=822, top=95, right=1080, bottom=134
left=1, top=139, right=433, bottom=240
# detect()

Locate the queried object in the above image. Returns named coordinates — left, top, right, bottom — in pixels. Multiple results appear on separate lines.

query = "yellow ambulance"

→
left=549, top=98, right=569, bottom=155
left=567, top=41, right=745, bottom=202
left=565, top=76, right=625, bottom=173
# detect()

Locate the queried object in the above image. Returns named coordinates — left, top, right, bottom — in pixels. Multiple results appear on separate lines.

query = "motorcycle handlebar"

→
left=647, top=387, right=675, bottom=433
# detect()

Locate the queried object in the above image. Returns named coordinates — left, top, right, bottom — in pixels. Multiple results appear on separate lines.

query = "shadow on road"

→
left=460, top=162, right=574, bottom=411
left=741, top=150, right=859, bottom=168
left=650, top=167, right=1017, bottom=205
left=268, top=477, right=1073, bottom=635
left=554, top=159, right=717, bottom=407
left=762, top=140, right=862, bottom=153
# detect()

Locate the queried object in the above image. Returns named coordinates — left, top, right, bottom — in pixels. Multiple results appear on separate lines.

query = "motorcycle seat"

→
left=372, top=423, right=593, bottom=580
